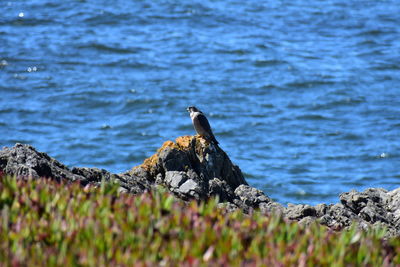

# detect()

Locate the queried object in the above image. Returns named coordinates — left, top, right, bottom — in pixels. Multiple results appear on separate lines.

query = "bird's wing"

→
left=195, top=113, right=213, bottom=134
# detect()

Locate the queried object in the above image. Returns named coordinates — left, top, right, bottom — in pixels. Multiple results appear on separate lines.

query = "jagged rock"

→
left=178, top=179, right=201, bottom=197
left=285, top=204, right=316, bottom=220
left=388, top=188, right=400, bottom=229
left=165, top=171, right=188, bottom=189
left=0, top=143, right=84, bottom=182
left=126, top=136, right=248, bottom=200
left=163, top=171, right=202, bottom=199
left=298, top=216, right=317, bottom=227
left=315, top=204, right=328, bottom=217
left=159, top=147, right=190, bottom=172
left=388, top=188, right=400, bottom=211
left=234, top=185, right=271, bottom=208
left=72, top=167, right=117, bottom=184
left=217, top=202, right=239, bottom=213
left=1, top=137, right=248, bottom=202
left=259, top=201, right=285, bottom=215
left=209, top=178, right=235, bottom=202
left=317, top=203, right=356, bottom=230
left=71, top=167, right=151, bottom=194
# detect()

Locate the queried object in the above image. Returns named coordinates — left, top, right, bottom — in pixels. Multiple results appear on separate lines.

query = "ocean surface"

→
left=1, top=0, right=399, bottom=205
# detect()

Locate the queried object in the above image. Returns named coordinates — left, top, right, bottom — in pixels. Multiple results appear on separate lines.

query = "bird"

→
left=187, top=106, right=219, bottom=145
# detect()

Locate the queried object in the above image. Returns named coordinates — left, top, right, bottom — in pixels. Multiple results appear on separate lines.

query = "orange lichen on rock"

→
left=140, top=153, right=159, bottom=171
left=157, top=140, right=178, bottom=152
left=175, top=135, right=193, bottom=149
left=133, top=140, right=179, bottom=172
left=130, top=136, right=211, bottom=173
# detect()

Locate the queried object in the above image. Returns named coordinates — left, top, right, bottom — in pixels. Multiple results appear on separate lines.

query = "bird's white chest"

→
left=190, top=112, right=201, bottom=120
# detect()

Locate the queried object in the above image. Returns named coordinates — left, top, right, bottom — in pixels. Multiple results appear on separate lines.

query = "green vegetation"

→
left=0, top=176, right=399, bottom=266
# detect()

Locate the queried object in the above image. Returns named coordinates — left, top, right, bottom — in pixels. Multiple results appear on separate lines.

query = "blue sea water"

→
left=1, top=0, right=399, bottom=205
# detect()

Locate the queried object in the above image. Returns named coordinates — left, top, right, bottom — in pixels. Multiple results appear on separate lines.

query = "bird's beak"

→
left=186, top=108, right=190, bottom=112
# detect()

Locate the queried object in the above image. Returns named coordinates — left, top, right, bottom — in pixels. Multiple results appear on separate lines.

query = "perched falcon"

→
left=187, top=106, right=219, bottom=145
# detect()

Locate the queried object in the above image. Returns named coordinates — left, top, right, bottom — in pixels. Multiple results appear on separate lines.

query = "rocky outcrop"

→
left=284, top=189, right=400, bottom=237
left=126, top=136, right=247, bottom=201
left=1, top=138, right=399, bottom=238
left=0, top=143, right=84, bottom=183
left=0, top=143, right=152, bottom=194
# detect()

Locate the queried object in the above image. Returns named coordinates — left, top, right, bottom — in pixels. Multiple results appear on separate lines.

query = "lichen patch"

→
left=176, top=136, right=192, bottom=149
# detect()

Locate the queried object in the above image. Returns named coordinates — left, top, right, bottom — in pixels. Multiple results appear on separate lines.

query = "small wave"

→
left=288, top=166, right=311, bottom=175
left=214, top=48, right=251, bottom=55
left=285, top=80, right=336, bottom=89
left=355, top=28, right=394, bottom=37
left=101, top=60, right=164, bottom=70
left=76, top=43, right=144, bottom=54
left=370, top=63, right=400, bottom=71
left=0, top=18, right=55, bottom=26
left=83, top=12, right=137, bottom=25
left=309, top=97, right=366, bottom=111
left=253, top=59, right=286, bottom=67
left=338, top=133, right=363, bottom=141
left=296, top=114, right=331, bottom=121
left=0, top=107, right=14, bottom=114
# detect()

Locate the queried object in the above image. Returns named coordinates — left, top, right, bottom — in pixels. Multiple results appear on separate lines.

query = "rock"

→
left=359, top=202, right=389, bottom=223
left=126, top=136, right=248, bottom=201
left=234, top=185, right=271, bottom=208
left=71, top=167, right=152, bottom=194
left=164, top=171, right=203, bottom=200
left=340, top=190, right=369, bottom=213
left=179, top=179, right=200, bottom=196
left=284, top=204, right=316, bottom=220
left=165, top=171, right=188, bottom=189
left=298, top=216, right=317, bottom=227
left=259, top=201, right=284, bottom=215
left=0, top=143, right=85, bottom=182
left=209, top=178, right=235, bottom=202
left=159, top=147, right=191, bottom=172
left=0, top=137, right=248, bottom=204
left=315, top=204, right=328, bottom=217
left=388, top=188, right=400, bottom=229
left=71, top=167, right=116, bottom=184
left=217, top=202, right=239, bottom=213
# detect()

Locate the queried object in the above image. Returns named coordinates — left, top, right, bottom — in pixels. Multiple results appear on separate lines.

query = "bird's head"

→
left=186, top=106, right=199, bottom=113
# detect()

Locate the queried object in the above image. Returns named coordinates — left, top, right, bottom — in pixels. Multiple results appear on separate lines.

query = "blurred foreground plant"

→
left=0, top=176, right=399, bottom=266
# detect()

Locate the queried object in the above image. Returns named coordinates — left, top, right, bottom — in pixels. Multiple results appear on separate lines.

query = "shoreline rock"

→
left=1, top=138, right=399, bottom=238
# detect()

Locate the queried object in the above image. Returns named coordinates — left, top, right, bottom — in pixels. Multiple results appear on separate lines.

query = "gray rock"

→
left=208, top=178, right=235, bottom=202
left=298, top=216, right=317, bottom=227
left=285, top=204, right=316, bottom=220
left=234, top=185, right=271, bottom=208
left=315, top=203, right=328, bottom=217
left=217, top=202, right=239, bottom=213
left=0, top=143, right=84, bottom=182
left=179, top=179, right=199, bottom=194
left=159, top=147, right=191, bottom=172
left=340, top=190, right=369, bottom=213
left=165, top=171, right=188, bottom=189
left=388, top=188, right=400, bottom=212
left=324, top=203, right=356, bottom=229
left=72, top=167, right=115, bottom=184
left=155, top=173, right=163, bottom=185
left=359, top=203, right=389, bottom=223
left=122, top=136, right=248, bottom=201
left=259, top=201, right=284, bottom=215
left=177, top=179, right=203, bottom=200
